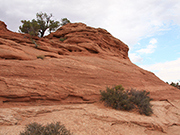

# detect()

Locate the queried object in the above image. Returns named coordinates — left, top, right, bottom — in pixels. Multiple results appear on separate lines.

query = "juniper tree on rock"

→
left=19, top=12, right=61, bottom=37
left=61, top=18, right=71, bottom=26
left=19, top=19, right=40, bottom=36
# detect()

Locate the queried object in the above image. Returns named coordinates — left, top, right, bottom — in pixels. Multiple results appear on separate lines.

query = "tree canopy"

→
left=19, top=19, right=40, bottom=37
left=61, top=18, right=71, bottom=26
left=19, top=12, right=70, bottom=37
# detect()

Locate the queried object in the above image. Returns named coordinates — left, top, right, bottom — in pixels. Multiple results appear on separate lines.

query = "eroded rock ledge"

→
left=0, top=20, right=180, bottom=105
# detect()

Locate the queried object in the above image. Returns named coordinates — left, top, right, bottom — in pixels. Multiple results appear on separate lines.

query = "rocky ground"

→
left=1, top=100, right=180, bottom=135
left=0, top=21, right=180, bottom=134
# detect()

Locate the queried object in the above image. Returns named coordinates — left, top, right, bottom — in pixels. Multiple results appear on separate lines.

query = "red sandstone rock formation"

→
left=0, top=20, right=180, bottom=106
left=1, top=21, right=180, bottom=135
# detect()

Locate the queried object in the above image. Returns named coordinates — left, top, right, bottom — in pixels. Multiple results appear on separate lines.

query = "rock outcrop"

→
left=1, top=21, right=180, bottom=135
left=0, top=21, right=180, bottom=105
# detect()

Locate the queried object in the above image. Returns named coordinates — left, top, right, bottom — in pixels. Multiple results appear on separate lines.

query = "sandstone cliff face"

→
left=0, top=20, right=180, bottom=134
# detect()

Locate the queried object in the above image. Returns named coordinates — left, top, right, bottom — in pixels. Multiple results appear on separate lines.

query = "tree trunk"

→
left=40, top=31, right=45, bottom=37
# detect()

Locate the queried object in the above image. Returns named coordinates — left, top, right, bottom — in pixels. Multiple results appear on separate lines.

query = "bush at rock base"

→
left=129, top=89, right=153, bottom=116
left=20, top=122, right=72, bottom=135
left=100, top=85, right=153, bottom=116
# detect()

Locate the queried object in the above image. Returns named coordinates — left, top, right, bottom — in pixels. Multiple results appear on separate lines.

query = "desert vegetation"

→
left=100, top=85, right=153, bottom=116
left=19, top=12, right=70, bottom=37
left=167, top=81, right=180, bottom=89
left=59, top=37, right=67, bottom=42
left=37, top=55, right=45, bottom=60
left=20, top=122, right=72, bottom=135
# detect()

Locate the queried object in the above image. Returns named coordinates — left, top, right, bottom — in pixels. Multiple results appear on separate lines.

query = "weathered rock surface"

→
left=0, top=21, right=180, bottom=105
left=1, top=100, right=180, bottom=135
left=0, top=21, right=180, bottom=134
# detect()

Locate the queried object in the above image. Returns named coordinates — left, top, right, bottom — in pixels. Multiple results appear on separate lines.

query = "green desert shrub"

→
left=129, top=89, right=153, bottom=116
left=100, top=85, right=153, bottom=116
left=31, top=39, right=39, bottom=48
left=100, top=85, right=134, bottom=111
left=20, top=122, right=72, bottom=135
left=59, top=37, right=67, bottom=42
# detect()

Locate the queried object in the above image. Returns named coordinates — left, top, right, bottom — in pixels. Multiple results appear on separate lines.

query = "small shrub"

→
left=167, top=81, right=180, bottom=89
left=100, top=85, right=153, bottom=116
left=44, top=122, right=72, bottom=135
left=20, top=122, right=44, bottom=135
left=31, top=39, right=39, bottom=48
left=129, top=89, right=153, bottom=116
left=20, top=122, right=72, bottom=135
left=59, top=37, right=67, bottom=42
left=37, top=55, right=45, bottom=60
left=100, top=85, right=134, bottom=111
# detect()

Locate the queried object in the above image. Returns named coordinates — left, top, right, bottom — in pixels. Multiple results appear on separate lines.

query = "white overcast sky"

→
left=0, top=0, right=180, bottom=82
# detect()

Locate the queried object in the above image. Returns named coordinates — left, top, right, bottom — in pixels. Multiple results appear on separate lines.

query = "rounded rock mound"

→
left=0, top=21, right=180, bottom=106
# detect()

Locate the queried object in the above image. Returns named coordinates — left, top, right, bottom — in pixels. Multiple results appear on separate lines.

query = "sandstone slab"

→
left=0, top=100, right=180, bottom=135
